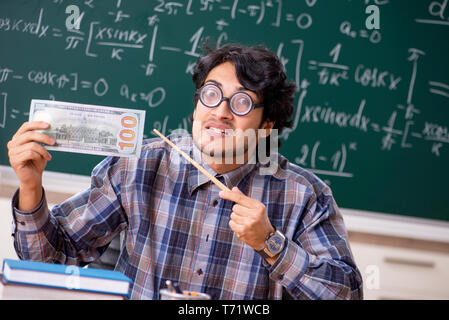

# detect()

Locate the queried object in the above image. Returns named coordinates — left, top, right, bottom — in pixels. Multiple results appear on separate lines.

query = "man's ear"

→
left=258, top=118, right=275, bottom=138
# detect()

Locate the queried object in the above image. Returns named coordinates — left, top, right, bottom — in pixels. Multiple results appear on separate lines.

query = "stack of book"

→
left=0, top=259, right=132, bottom=300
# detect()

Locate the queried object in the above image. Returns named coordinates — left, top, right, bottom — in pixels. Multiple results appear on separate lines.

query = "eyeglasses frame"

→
left=196, top=83, right=263, bottom=116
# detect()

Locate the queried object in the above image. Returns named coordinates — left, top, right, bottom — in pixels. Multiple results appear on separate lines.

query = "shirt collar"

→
left=187, top=142, right=257, bottom=195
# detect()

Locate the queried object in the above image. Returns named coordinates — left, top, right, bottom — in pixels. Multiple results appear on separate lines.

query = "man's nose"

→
left=211, top=98, right=233, bottom=119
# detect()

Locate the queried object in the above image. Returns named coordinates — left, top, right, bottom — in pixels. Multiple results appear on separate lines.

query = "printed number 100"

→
left=118, top=114, right=137, bottom=152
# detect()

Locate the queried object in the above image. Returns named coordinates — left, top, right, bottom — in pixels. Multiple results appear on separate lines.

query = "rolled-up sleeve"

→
left=11, top=156, right=128, bottom=266
left=266, top=189, right=363, bottom=300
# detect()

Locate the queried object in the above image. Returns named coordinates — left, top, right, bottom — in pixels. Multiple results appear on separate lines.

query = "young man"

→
left=7, top=44, right=363, bottom=299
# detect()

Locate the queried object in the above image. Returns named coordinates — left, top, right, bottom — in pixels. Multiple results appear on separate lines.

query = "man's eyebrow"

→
left=205, top=79, right=222, bottom=87
left=205, top=79, right=255, bottom=93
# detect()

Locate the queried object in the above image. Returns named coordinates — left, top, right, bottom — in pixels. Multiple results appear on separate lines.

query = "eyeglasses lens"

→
left=201, top=85, right=221, bottom=106
left=200, top=84, right=253, bottom=115
left=230, top=93, right=252, bottom=115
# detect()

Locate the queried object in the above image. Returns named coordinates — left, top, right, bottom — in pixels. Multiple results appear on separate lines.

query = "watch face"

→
left=267, top=235, right=283, bottom=254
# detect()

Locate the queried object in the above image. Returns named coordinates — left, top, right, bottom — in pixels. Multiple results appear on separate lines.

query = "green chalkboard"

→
left=1, top=0, right=448, bottom=222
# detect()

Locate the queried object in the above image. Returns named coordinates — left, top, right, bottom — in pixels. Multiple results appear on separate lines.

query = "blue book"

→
left=1, top=259, right=132, bottom=297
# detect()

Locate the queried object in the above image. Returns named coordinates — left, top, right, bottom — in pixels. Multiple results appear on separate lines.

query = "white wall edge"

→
left=341, top=208, right=449, bottom=244
left=2, top=165, right=449, bottom=244
left=0, top=165, right=90, bottom=195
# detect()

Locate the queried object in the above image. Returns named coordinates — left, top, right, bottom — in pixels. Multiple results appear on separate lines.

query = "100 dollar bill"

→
left=29, top=99, right=146, bottom=157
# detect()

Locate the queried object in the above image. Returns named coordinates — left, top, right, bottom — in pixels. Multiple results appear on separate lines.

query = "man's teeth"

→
left=210, top=127, right=224, bottom=133
left=209, top=127, right=230, bottom=135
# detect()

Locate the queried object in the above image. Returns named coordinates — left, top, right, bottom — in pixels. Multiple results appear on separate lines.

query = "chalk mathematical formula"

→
left=0, top=0, right=448, bottom=220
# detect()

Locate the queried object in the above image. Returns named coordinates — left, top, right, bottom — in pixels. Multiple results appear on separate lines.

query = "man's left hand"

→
left=219, top=186, right=275, bottom=251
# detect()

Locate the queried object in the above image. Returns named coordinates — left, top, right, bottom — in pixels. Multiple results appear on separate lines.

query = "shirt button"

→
left=212, top=199, right=219, bottom=207
left=279, top=274, right=284, bottom=281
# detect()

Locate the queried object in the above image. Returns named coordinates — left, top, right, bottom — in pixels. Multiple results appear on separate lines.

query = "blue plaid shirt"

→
left=12, top=133, right=363, bottom=299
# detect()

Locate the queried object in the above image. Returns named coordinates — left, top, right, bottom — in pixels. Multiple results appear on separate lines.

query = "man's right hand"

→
left=7, top=121, right=55, bottom=211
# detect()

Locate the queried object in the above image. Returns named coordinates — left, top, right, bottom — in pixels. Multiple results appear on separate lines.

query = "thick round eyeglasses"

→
left=197, top=83, right=263, bottom=116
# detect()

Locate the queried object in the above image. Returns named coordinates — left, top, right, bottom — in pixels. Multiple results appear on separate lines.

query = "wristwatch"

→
left=256, top=228, right=286, bottom=259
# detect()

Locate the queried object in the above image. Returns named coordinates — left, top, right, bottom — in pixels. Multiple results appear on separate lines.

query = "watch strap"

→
left=256, top=247, right=273, bottom=259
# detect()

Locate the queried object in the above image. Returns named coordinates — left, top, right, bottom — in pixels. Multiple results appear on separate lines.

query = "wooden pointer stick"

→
left=152, top=128, right=231, bottom=192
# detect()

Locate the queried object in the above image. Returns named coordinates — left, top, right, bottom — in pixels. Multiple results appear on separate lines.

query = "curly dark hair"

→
left=191, top=43, right=297, bottom=136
